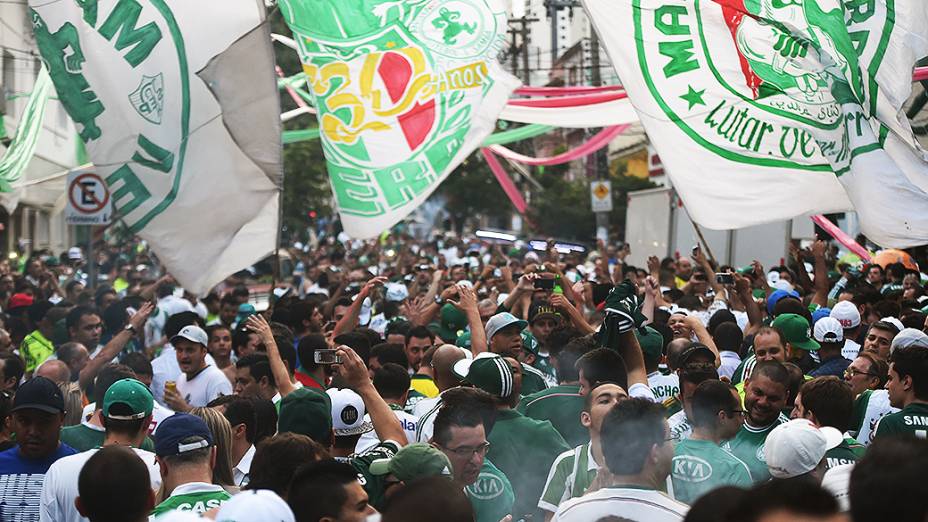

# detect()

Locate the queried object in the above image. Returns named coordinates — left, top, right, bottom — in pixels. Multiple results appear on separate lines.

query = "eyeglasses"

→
left=844, top=368, right=876, bottom=378
left=441, top=441, right=490, bottom=458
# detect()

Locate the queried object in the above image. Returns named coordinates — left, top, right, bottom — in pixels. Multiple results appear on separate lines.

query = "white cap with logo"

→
left=765, top=419, right=843, bottom=479
left=170, top=325, right=208, bottom=347
left=813, top=317, right=844, bottom=343
left=830, top=301, right=861, bottom=329
left=215, top=489, right=295, bottom=522
left=326, top=388, right=373, bottom=437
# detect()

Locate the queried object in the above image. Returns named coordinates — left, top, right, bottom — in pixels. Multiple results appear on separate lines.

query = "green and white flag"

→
left=29, top=0, right=282, bottom=294
left=278, top=0, right=520, bottom=239
left=0, top=67, right=52, bottom=193
left=584, top=0, right=928, bottom=248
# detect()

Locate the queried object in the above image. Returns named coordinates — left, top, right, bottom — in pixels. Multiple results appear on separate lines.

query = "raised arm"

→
left=79, top=302, right=154, bottom=390
left=810, top=240, right=829, bottom=308
left=245, top=314, right=295, bottom=397
left=449, top=286, right=486, bottom=355
left=684, top=315, right=721, bottom=368
left=331, top=276, right=386, bottom=338
left=550, top=293, right=595, bottom=335
left=336, top=345, right=407, bottom=446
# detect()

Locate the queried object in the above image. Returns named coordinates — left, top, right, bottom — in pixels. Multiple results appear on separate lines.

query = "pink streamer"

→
left=507, top=91, right=628, bottom=108
left=482, top=149, right=527, bottom=214
left=916, top=66, right=928, bottom=82
left=487, top=125, right=630, bottom=166
left=277, top=65, right=310, bottom=109
left=514, top=85, right=623, bottom=96
left=811, top=215, right=872, bottom=262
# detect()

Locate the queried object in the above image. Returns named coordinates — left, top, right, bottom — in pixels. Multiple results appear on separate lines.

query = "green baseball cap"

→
left=278, top=387, right=333, bottom=443
left=521, top=331, right=539, bottom=356
left=772, top=313, right=820, bottom=351
left=456, top=330, right=472, bottom=349
left=102, top=378, right=154, bottom=421
left=369, top=443, right=453, bottom=481
left=452, top=352, right=514, bottom=399
left=438, top=304, right=468, bottom=343
left=636, top=326, right=664, bottom=360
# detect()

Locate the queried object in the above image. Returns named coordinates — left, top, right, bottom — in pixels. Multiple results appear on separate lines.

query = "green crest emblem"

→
left=128, top=73, right=165, bottom=124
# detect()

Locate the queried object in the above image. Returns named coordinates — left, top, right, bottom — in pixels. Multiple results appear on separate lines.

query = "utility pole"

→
left=544, top=0, right=580, bottom=66
left=508, top=16, right=538, bottom=84
left=589, top=24, right=610, bottom=241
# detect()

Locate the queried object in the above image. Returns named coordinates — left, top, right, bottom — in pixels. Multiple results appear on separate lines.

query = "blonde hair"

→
left=190, top=406, right=235, bottom=486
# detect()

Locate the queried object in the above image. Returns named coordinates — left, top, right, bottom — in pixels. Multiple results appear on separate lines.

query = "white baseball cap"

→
left=326, top=388, right=373, bottom=437
left=765, top=419, right=843, bottom=479
left=67, top=247, right=84, bottom=261
left=890, top=328, right=928, bottom=354
left=830, top=301, right=861, bottom=329
left=484, top=312, right=527, bottom=340
left=170, top=325, right=208, bottom=347
left=821, top=463, right=854, bottom=512
left=385, top=283, right=409, bottom=302
left=813, top=317, right=844, bottom=343
left=216, top=489, right=295, bottom=522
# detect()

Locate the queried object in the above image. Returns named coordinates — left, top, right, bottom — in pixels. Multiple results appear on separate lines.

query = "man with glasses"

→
left=671, top=380, right=750, bottom=504
left=431, top=387, right=514, bottom=522
left=845, top=353, right=896, bottom=445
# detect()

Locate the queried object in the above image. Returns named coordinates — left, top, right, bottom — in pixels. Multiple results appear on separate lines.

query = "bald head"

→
left=36, top=359, right=71, bottom=384
left=666, top=338, right=691, bottom=371
left=432, top=344, right=466, bottom=391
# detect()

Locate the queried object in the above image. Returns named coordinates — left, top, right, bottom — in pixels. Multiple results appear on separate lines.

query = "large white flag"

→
left=30, top=0, right=282, bottom=293
left=278, top=0, right=520, bottom=239
left=584, top=0, right=928, bottom=247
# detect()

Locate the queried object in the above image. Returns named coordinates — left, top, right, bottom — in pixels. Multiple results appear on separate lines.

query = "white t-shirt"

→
left=552, top=486, right=688, bottom=522
left=718, top=351, right=742, bottom=381
left=648, top=372, right=680, bottom=403
left=39, top=447, right=161, bottom=522
left=176, top=365, right=233, bottom=407
left=356, top=408, right=418, bottom=453
left=413, top=396, right=443, bottom=443
left=843, top=339, right=862, bottom=361
left=151, top=344, right=217, bottom=406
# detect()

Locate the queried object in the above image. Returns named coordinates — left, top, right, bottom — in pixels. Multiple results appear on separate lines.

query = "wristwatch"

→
left=124, top=324, right=137, bottom=334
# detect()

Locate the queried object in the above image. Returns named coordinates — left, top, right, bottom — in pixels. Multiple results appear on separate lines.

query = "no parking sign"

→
left=65, top=167, right=112, bottom=225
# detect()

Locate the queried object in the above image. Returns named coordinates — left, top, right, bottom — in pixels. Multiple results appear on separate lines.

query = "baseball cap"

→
left=155, top=413, right=213, bottom=457
left=11, top=376, right=64, bottom=414
left=452, top=352, right=514, bottom=399
left=890, top=328, right=928, bottom=354
left=171, top=324, right=208, bottom=346
left=327, top=388, right=373, bottom=437
left=811, top=307, right=832, bottom=325
left=8, top=292, right=34, bottom=311
left=215, top=489, right=295, bottom=522
left=485, top=312, right=527, bottom=340
left=767, top=289, right=800, bottom=316
left=677, top=343, right=716, bottom=374
left=528, top=301, right=562, bottom=324
left=455, top=331, right=472, bottom=349
left=369, top=443, right=453, bottom=481
left=772, top=314, right=820, bottom=351
left=830, top=301, right=861, bottom=329
left=102, top=378, right=154, bottom=420
left=765, top=419, right=842, bottom=479
left=385, top=283, right=409, bottom=302
left=880, top=317, right=904, bottom=334
left=278, top=387, right=333, bottom=443
left=67, top=247, right=83, bottom=261
left=812, top=317, right=844, bottom=344
left=437, top=304, right=468, bottom=343
left=521, top=331, right=539, bottom=356
left=636, top=326, right=664, bottom=360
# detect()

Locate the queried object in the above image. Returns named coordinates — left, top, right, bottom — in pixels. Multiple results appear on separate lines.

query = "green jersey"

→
left=517, top=384, right=588, bottom=447
left=538, top=442, right=599, bottom=514
left=671, top=438, right=753, bottom=505
left=874, top=402, right=928, bottom=440
left=722, top=414, right=789, bottom=484
left=61, top=423, right=155, bottom=452
left=339, top=440, right=401, bottom=511
left=467, top=459, right=515, bottom=522
left=852, top=389, right=899, bottom=445
left=150, top=482, right=231, bottom=517
left=520, top=363, right=549, bottom=396
left=487, top=409, right=570, bottom=521
left=662, top=396, right=683, bottom=418
left=731, top=355, right=756, bottom=386
left=825, top=437, right=865, bottom=470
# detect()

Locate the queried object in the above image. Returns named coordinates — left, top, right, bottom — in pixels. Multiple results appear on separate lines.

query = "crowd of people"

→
left=0, top=232, right=927, bottom=522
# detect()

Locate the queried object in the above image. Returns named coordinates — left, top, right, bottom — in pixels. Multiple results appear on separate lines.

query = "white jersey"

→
left=648, top=372, right=680, bottom=403
left=854, top=389, right=899, bottom=445
left=668, top=410, right=693, bottom=442
left=552, top=486, right=688, bottom=522
left=356, top=407, right=418, bottom=453
left=842, top=339, right=862, bottom=361
left=40, top=447, right=160, bottom=522
left=414, top=396, right=444, bottom=443
left=177, top=365, right=233, bottom=408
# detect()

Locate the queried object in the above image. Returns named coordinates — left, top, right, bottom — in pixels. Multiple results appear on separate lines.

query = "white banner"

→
left=584, top=0, right=928, bottom=247
left=30, top=0, right=282, bottom=293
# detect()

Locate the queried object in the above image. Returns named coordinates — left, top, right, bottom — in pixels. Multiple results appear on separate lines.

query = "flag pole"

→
left=691, top=219, right=718, bottom=266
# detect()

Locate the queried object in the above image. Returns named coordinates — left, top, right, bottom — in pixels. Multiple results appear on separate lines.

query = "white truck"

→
left=624, top=186, right=817, bottom=269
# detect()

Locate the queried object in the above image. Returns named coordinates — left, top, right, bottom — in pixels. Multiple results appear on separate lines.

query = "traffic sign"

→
left=590, top=180, right=613, bottom=212
left=66, top=167, right=112, bottom=225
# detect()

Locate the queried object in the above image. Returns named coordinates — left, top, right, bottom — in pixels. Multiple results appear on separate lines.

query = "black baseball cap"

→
left=12, top=376, right=65, bottom=414
left=678, top=343, right=716, bottom=374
